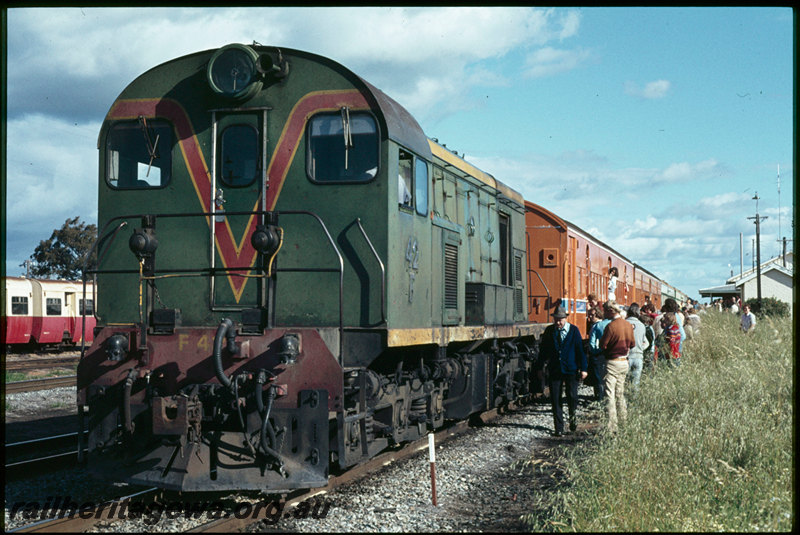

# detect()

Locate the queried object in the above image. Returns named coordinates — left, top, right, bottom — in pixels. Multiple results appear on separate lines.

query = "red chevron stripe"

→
left=266, top=90, right=370, bottom=210
left=108, top=89, right=371, bottom=302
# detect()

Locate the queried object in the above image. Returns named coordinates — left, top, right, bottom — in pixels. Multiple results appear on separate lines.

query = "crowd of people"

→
left=537, top=288, right=757, bottom=437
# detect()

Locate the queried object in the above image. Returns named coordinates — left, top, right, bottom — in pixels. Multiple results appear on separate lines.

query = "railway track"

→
left=6, top=402, right=521, bottom=533
left=7, top=487, right=161, bottom=533
left=189, top=403, right=514, bottom=532
left=4, top=375, right=77, bottom=394
left=4, top=356, right=80, bottom=371
left=5, top=432, right=86, bottom=480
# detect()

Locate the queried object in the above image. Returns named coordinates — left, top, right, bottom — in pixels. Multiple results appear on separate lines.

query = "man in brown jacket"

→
left=599, top=300, right=635, bottom=433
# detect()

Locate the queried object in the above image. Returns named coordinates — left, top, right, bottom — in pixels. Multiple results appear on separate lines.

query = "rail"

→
left=4, top=375, right=77, bottom=394
left=5, top=431, right=88, bottom=480
left=186, top=401, right=524, bottom=533
left=7, top=487, right=160, bottom=533
left=4, top=356, right=80, bottom=371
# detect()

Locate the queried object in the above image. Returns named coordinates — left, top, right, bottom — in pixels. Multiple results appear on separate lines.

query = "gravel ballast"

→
left=5, top=384, right=597, bottom=532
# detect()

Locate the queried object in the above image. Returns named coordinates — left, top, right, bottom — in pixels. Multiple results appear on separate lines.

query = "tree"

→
left=29, top=217, right=98, bottom=280
left=745, top=297, right=790, bottom=318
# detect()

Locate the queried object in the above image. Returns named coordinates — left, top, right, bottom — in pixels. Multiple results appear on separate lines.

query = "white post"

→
left=428, top=433, right=437, bottom=506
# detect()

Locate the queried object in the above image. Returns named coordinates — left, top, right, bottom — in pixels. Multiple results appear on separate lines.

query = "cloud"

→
left=654, top=158, right=730, bottom=183
left=624, top=79, right=671, bottom=99
left=463, top=147, right=774, bottom=294
left=523, top=47, right=591, bottom=78
left=6, top=7, right=584, bottom=126
left=5, top=114, right=99, bottom=249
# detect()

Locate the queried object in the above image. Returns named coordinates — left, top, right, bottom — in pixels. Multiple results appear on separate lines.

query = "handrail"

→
left=528, top=269, right=551, bottom=310
left=355, top=218, right=386, bottom=325
left=81, top=220, right=128, bottom=358
left=525, top=230, right=551, bottom=311
left=87, top=209, right=345, bottom=362
left=276, top=210, right=344, bottom=361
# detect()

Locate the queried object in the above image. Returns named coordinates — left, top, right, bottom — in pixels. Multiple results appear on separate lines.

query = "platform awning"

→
left=698, top=284, right=739, bottom=299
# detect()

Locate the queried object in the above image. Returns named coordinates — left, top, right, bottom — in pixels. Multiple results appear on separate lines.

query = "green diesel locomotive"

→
left=78, top=43, right=545, bottom=492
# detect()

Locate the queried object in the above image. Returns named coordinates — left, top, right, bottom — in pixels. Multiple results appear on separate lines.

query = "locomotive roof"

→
left=357, top=77, right=432, bottom=161
left=427, top=139, right=524, bottom=206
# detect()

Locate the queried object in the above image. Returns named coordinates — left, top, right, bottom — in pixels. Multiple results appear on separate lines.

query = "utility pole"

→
left=747, top=192, right=768, bottom=307
left=20, top=259, right=34, bottom=278
left=776, top=164, right=781, bottom=256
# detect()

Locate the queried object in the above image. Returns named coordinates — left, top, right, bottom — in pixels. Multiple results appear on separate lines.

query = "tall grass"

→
left=521, top=310, right=794, bottom=531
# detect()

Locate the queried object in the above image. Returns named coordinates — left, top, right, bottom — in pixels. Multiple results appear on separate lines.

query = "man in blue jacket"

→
left=540, top=305, right=588, bottom=436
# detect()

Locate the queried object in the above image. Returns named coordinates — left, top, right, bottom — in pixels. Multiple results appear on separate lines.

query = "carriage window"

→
left=80, top=299, right=94, bottom=315
left=106, top=119, right=173, bottom=189
left=11, top=296, right=28, bottom=315
left=219, top=124, right=259, bottom=187
left=307, top=112, right=378, bottom=183
left=46, top=298, right=62, bottom=316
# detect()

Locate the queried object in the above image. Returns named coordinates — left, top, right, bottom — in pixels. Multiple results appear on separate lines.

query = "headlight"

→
left=207, top=44, right=262, bottom=101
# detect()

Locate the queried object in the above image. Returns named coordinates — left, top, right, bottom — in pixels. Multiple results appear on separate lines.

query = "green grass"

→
left=5, top=371, right=28, bottom=383
left=520, top=310, right=794, bottom=531
left=44, top=366, right=78, bottom=377
left=4, top=365, right=78, bottom=384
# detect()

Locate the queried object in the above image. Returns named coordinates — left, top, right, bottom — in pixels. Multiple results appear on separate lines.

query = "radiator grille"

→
left=444, top=243, right=459, bottom=309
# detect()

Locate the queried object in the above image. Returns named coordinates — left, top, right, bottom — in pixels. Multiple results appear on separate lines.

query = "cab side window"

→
left=415, top=159, right=428, bottom=216
left=106, top=119, right=172, bottom=189
left=398, top=150, right=413, bottom=208
left=398, top=149, right=429, bottom=217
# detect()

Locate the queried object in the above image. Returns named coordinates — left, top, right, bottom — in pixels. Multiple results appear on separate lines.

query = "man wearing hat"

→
left=539, top=303, right=588, bottom=436
left=599, top=300, right=635, bottom=433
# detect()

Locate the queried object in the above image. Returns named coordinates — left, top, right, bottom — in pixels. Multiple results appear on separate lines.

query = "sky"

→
left=3, top=7, right=795, bottom=301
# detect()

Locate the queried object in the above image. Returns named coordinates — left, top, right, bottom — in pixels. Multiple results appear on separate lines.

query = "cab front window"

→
left=106, top=119, right=173, bottom=189
left=307, top=111, right=378, bottom=183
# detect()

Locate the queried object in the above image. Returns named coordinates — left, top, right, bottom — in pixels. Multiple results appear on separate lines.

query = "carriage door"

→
left=567, top=236, right=577, bottom=319
left=210, top=109, right=269, bottom=310
left=64, top=290, right=77, bottom=342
